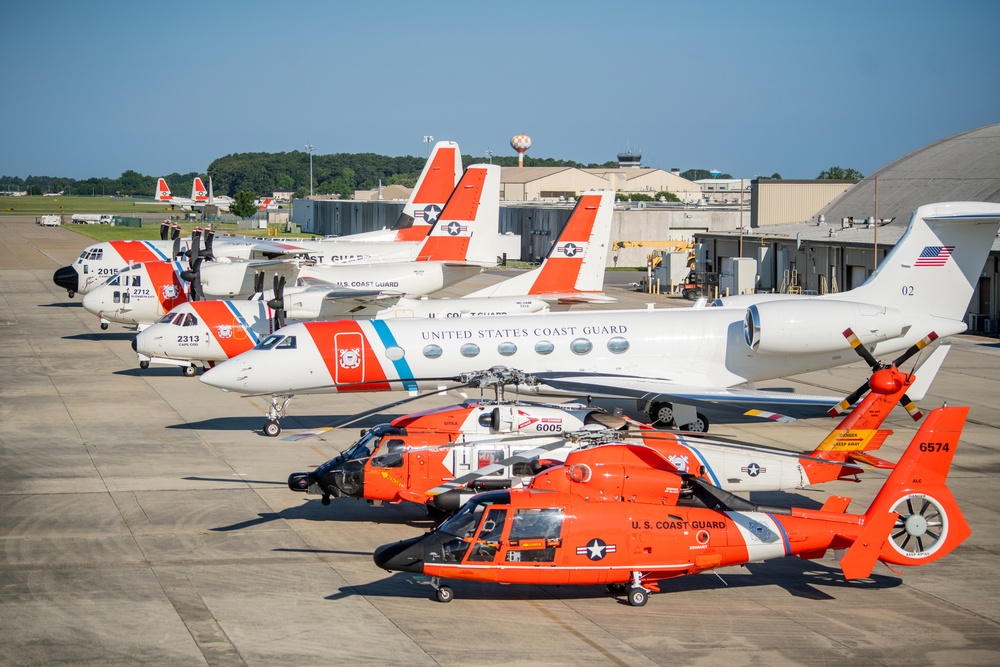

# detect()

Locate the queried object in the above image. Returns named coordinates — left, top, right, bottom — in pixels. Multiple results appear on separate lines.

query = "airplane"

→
left=287, top=334, right=944, bottom=511
left=51, top=141, right=463, bottom=299
left=132, top=190, right=616, bottom=376
left=134, top=177, right=214, bottom=210
left=86, top=164, right=501, bottom=334
left=374, top=190, right=617, bottom=320
left=372, top=404, right=972, bottom=605
left=199, top=201, right=1000, bottom=435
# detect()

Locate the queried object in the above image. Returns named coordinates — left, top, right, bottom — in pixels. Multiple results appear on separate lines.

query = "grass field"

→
left=0, top=195, right=185, bottom=216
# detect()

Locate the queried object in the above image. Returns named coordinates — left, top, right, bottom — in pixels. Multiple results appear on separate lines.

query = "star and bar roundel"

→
left=577, top=538, right=617, bottom=561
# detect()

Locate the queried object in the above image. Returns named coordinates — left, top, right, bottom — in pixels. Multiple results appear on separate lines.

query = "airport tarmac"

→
left=1, top=215, right=998, bottom=666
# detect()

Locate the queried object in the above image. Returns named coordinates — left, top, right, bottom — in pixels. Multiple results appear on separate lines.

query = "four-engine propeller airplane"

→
left=199, top=201, right=1000, bottom=435
left=83, top=163, right=502, bottom=332
left=373, top=404, right=971, bottom=605
left=286, top=332, right=944, bottom=512
left=132, top=190, right=616, bottom=376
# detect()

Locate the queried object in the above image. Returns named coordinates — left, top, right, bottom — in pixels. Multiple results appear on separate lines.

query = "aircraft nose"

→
left=53, top=266, right=78, bottom=292
left=131, top=336, right=138, bottom=352
left=373, top=535, right=427, bottom=573
left=81, top=290, right=102, bottom=316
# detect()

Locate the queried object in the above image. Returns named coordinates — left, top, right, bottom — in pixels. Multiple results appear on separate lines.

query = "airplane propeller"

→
left=829, top=328, right=939, bottom=420
left=249, top=271, right=266, bottom=301
left=171, top=222, right=181, bottom=241
left=159, top=220, right=171, bottom=241
left=266, top=274, right=287, bottom=329
left=179, top=228, right=204, bottom=301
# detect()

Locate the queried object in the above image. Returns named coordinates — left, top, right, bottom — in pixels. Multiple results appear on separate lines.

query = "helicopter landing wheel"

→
left=435, top=585, right=454, bottom=603
left=627, top=586, right=648, bottom=607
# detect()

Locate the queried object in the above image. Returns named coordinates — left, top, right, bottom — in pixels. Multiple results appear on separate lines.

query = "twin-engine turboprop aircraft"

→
left=83, top=163, right=501, bottom=331
left=51, top=141, right=463, bottom=299
left=373, top=405, right=972, bottom=605
left=287, top=338, right=940, bottom=511
left=199, top=201, right=1000, bottom=434
left=133, top=190, right=616, bottom=376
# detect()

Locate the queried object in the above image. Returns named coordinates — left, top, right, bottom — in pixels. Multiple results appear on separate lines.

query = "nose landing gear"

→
left=262, top=395, right=294, bottom=437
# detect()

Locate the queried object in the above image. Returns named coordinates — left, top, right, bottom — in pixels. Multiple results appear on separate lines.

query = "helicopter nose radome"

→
left=131, top=336, right=138, bottom=352
left=53, top=266, right=78, bottom=292
left=288, top=472, right=311, bottom=492
left=373, top=535, right=427, bottom=573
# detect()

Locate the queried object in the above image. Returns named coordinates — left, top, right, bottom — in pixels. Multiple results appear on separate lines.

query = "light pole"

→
left=486, top=147, right=495, bottom=164
left=423, top=135, right=434, bottom=154
left=305, top=144, right=315, bottom=198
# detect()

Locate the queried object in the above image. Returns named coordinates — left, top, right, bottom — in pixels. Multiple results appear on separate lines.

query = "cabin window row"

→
left=410, top=336, right=630, bottom=360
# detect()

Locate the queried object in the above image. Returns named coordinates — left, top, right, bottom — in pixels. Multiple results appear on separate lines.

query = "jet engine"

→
left=744, top=300, right=905, bottom=354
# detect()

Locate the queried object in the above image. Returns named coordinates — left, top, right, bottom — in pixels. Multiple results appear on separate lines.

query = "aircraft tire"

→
left=435, top=585, right=454, bottom=603
left=139, top=361, right=149, bottom=369
left=263, top=420, right=281, bottom=437
left=627, top=587, right=648, bottom=607
left=182, top=365, right=197, bottom=377
left=67, top=290, right=75, bottom=298
left=100, top=322, right=109, bottom=330
left=680, top=413, right=710, bottom=433
left=648, top=402, right=675, bottom=427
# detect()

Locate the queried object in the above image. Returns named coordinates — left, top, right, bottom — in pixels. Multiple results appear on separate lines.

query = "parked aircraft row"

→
left=49, top=140, right=999, bottom=606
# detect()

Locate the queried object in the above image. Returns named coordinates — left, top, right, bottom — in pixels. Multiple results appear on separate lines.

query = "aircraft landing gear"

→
left=67, top=290, right=75, bottom=298
left=321, top=494, right=331, bottom=506
left=681, top=413, right=709, bottom=433
left=100, top=322, right=109, bottom=330
left=627, top=572, right=650, bottom=607
left=182, top=365, right=197, bottom=377
left=429, top=577, right=453, bottom=603
left=262, top=395, right=293, bottom=437
left=139, top=360, right=149, bottom=369
left=646, top=402, right=709, bottom=433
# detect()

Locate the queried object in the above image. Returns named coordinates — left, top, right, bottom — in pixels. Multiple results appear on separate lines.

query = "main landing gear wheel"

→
left=648, top=402, right=675, bottom=427
left=67, top=290, right=75, bottom=298
left=627, top=586, right=648, bottom=607
left=680, top=413, right=709, bottom=433
left=100, top=322, right=109, bottom=330
left=263, top=419, right=281, bottom=437
left=139, top=361, right=149, bottom=369
left=435, top=585, right=454, bottom=603
left=182, top=365, right=197, bottom=377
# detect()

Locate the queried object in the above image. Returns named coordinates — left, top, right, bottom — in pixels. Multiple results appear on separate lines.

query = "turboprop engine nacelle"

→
left=744, top=300, right=905, bottom=354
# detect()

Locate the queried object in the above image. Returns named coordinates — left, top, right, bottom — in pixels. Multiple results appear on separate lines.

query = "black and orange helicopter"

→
left=287, top=330, right=944, bottom=514
left=373, top=403, right=970, bottom=606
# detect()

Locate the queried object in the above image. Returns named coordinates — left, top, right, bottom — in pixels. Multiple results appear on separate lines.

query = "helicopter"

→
left=372, top=404, right=971, bottom=605
left=288, top=332, right=945, bottom=512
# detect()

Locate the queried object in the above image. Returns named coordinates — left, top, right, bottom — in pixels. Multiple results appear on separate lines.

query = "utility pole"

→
left=305, top=144, right=315, bottom=198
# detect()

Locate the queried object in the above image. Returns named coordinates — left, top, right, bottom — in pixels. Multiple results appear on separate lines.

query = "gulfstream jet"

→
left=199, top=201, right=1000, bottom=435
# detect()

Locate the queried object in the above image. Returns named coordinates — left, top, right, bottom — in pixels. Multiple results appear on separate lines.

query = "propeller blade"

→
left=160, top=220, right=170, bottom=241
left=899, top=393, right=923, bottom=421
left=828, top=380, right=871, bottom=417
left=171, top=223, right=180, bottom=240
left=171, top=236, right=181, bottom=261
left=891, top=331, right=939, bottom=368
left=203, top=229, right=215, bottom=261
left=842, top=328, right=880, bottom=369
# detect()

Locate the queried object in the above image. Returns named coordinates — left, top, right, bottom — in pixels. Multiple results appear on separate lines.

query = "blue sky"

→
left=2, top=0, right=998, bottom=180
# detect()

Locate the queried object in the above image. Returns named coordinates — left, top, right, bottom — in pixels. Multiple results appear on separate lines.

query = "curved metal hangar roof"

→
left=815, top=123, right=1000, bottom=228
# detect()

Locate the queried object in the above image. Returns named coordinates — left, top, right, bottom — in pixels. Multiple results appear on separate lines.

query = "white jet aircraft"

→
left=133, top=190, right=616, bottom=375
left=200, top=201, right=1000, bottom=435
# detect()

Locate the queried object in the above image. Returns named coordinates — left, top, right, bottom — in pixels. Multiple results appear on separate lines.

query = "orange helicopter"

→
left=373, top=404, right=971, bottom=605
left=288, top=331, right=945, bottom=513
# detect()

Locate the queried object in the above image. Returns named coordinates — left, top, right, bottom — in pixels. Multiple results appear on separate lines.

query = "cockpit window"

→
left=107, top=275, right=121, bottom=286
left=275, top=335, right=297, bottom=349
left=254, top=334, right=283, bottom=350
left=438, top=491, right=511, bottom=538
left=157, top=313, right=178, bottom=324
left=181, top=313, right=198, bottom=327
left=371, top=438, right=405, bottom=468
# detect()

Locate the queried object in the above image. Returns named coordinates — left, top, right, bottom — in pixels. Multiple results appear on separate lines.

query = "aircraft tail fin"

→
left=839, top=406, right=971, bottom=579
left=156, top=178, right=172, bottom=201
left=191, top=177, right=209, bottom=202
left=462, top=191, right=615, bottom=299
left=393, top=141, right=463, bottom=242
left=844, top=202, right=1000, bottom=321
left=416, top=164, right=499, bottom=263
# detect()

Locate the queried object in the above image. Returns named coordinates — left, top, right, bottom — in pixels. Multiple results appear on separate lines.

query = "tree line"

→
left=1, top=151, right=864, bottom=200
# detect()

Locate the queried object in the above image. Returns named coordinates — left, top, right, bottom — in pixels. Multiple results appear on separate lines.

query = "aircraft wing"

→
left=540, top=292, right=618, bottom=304
left=532, top=372, right=848, bottom=410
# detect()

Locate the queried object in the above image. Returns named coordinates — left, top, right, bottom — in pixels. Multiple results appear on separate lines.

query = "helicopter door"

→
left=333, top=332, right=365, bottom=384
left=465, top=508, right=507, bottom=563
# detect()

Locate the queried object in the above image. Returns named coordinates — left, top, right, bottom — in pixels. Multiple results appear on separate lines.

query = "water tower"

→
left=511, top=134, right=532, bottom=167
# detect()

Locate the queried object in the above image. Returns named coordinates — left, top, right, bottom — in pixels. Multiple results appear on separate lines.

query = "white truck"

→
left=71, top=214, right=115, bottom=225
left=36, top=215, right=61, bottom=226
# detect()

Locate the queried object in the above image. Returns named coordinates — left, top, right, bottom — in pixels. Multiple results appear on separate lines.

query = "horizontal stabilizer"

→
left=848, top=452, right=896, bottom=469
